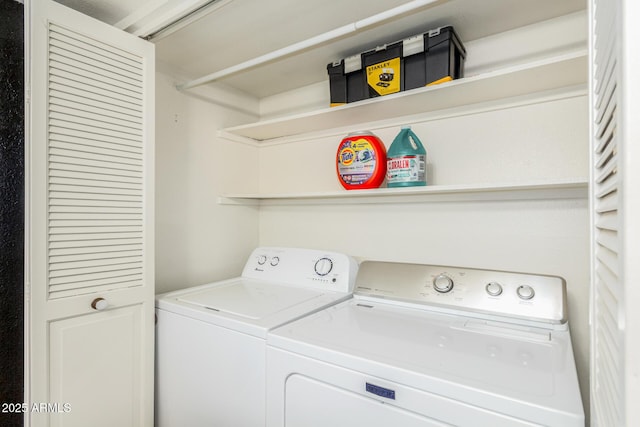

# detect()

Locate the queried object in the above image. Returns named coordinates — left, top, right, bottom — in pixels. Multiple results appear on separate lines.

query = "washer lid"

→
left=177, top=280, right=323, bottom=320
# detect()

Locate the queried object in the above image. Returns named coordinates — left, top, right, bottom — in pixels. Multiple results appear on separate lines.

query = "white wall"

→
left=155, top=71, right=260, bottom=294
left=258, top=96, right=587, bottom=192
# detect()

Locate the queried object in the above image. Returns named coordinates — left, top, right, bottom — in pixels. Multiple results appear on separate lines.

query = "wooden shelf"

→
left=218, top=179, right=588, bottom=205
left=221, top=50, right=587, bottom=142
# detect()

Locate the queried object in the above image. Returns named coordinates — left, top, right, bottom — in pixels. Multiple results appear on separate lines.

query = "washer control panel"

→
left=355, top=261, right=567, bottom=325
left=242, top=247, right=358, bottom=293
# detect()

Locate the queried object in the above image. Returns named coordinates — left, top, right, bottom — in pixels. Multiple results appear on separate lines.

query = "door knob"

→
left=91, top=298, right=109, bottom=311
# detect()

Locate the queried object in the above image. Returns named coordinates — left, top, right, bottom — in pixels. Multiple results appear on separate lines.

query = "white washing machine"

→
left=155, top=247, right=358, bottom=427
left=266, top=260, right=584, bottom=427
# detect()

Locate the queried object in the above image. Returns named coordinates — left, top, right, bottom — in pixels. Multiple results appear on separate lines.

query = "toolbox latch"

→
left=428, top=27, right=443, bottom=37
left=344, top=54, right=362, bottom=73
left=403, top=34, right=425, bottom=56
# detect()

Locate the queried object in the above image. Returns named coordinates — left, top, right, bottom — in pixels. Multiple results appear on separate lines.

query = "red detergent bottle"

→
left=336, top=131, right=387, bottom=190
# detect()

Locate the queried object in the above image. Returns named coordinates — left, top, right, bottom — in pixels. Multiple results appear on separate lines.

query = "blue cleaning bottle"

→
left=386, top=126, right=427, bottom=187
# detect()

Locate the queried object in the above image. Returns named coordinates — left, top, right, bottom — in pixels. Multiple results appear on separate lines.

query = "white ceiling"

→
left=55, top=0, right=143, bottom=25
left=56, top=0, right=587, bottom=99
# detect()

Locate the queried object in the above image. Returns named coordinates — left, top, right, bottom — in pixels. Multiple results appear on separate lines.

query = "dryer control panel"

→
left=355, top=261, right=567, bottom=327
left=242, top=247, right=358, bottom=293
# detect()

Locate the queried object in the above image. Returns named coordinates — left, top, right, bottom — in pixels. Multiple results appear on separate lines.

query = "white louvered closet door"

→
left=590, top=0, right=640, bottom=426
left=27, top=1, right=154, bottom=426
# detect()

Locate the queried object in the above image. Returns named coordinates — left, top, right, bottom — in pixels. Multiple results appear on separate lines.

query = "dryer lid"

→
left=177, top=280, right=323, bottom=320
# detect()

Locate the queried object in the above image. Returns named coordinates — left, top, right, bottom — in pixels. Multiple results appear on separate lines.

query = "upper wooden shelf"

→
left=221, top=50, right=588, bottom=142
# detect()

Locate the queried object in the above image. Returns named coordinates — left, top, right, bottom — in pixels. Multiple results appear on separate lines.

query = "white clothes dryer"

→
left=155, top=247, right=358, bottom=427
left=266, top=260, right=584, bottom=427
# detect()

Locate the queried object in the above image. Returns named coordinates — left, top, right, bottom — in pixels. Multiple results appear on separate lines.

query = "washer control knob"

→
left=257, top=255, right=267, bottom=265
left=314, top=257, right=333, bottom=276
left=485, top=282, right=503, bottom=296
left=270, top=256, right=280, bottom=266
left=433, top=274, right=454, bottom=293
left=517, top=285, right=535, bottom=300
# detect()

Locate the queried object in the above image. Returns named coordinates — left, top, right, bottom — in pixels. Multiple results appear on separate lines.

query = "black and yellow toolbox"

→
left=327, top=26, right=466, bottom=106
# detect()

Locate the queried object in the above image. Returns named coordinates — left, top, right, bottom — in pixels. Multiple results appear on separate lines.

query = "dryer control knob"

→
left=485, top=282, right=503, bottom=296
left=433, top=274, right=454, bottom=293
left=257, top=255, right=267, bottom=265
left=314, top=257, right=333, bottom=276
left=517, top=285, right=535, bottom=300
